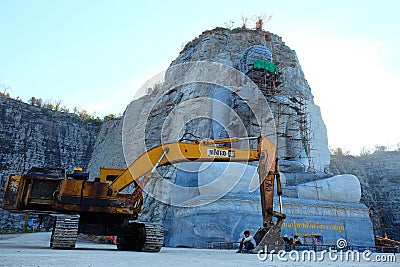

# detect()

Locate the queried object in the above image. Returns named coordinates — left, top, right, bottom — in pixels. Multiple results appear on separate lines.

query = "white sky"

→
left=0, top=0, right=399, bottom=154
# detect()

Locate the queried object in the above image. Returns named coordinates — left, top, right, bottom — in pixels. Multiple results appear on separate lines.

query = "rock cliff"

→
left=0, top=96, right=101, bottom=231
left=330, top=152, right=400, bottom=241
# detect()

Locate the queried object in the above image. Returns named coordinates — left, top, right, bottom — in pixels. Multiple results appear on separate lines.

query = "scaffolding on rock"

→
left=245, top=57, right=315, bottom=173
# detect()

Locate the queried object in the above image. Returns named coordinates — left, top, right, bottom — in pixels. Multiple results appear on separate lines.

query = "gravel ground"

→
left=0, top=232, right=398, bottom=267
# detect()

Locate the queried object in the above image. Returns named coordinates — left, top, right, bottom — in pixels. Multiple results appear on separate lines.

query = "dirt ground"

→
left=0, top=232, right=398, bottom=267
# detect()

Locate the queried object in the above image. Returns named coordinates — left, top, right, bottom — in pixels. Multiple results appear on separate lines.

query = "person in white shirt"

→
left=236, top=230, right=257, bottom=253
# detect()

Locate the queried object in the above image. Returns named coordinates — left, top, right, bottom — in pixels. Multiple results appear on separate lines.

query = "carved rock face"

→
left=168, top=28, right=330, bottom=172
left=87, top=28, right=333, bottom=222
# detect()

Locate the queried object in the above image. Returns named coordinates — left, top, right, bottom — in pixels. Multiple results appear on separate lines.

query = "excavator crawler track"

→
left=116, top=222, right=164, bottom=252
left=50, top=215, right=80, bottom=249
left=141, top=223, right=164, bottom=252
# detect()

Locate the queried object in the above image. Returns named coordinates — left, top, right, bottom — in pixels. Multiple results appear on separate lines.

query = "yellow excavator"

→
left=2, top=136, right=285, bottom=252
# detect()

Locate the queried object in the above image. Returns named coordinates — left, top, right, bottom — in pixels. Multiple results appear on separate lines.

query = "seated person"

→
left=237, top=230, right=257, bottom=253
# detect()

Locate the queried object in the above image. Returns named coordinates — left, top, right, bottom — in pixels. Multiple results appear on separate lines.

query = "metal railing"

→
left=285, top=244, right=400, bottom=253
left=206, top=241, right=240, bottom=250
left=206, top=241, right=400, bottom=253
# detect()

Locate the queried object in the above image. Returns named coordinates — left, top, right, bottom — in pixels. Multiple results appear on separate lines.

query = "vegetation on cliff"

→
left=1, top=85, right=120, bottom=122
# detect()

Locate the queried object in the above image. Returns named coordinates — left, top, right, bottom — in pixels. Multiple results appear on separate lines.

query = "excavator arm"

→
left=107, top=136, right=286, bottom=252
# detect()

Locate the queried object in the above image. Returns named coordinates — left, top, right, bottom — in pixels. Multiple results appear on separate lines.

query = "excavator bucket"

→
left=253, top=225, right=285, bottom=253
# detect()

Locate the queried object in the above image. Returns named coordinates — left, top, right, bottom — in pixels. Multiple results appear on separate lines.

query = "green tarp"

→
left=302, top=136, right=309, bottom=157
left=253, top=59, right=278, bottom=73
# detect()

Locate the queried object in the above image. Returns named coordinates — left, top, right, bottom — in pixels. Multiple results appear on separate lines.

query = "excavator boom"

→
left=108, top=140, right=260, bottom=195
left=2, top=136, right=285, bottom=253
